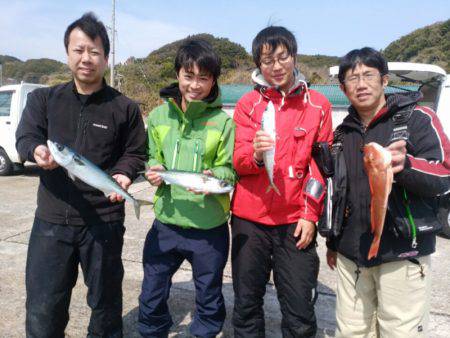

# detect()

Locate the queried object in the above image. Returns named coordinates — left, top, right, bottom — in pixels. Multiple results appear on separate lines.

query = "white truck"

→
left=0, top=83, right=47, bottom=175
left=330, top=62, right=450, bottom=237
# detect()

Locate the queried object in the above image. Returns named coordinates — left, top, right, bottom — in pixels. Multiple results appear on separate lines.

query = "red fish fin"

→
left=367, top=239, right=380, bottom=260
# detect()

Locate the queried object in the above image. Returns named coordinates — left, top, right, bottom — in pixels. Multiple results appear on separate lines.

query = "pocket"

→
left=290, top=127, right=308, bottom=178
left=82, top=118, right=117, bottom=166
left=175, top=137, right=205, bottom=172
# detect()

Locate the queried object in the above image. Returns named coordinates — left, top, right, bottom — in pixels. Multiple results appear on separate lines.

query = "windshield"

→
left=0, top=91, right=13, bottom=117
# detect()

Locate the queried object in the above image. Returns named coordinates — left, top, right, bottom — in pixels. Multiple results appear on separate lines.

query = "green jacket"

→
left=147, top=88, right=236, bottom=229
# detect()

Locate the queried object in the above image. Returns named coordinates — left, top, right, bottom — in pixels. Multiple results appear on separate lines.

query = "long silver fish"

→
left=261, top=101, right=280, bottom=195
left=47, top=140, right=151, bottom=219
left=149, top=169, right=233, bottom=194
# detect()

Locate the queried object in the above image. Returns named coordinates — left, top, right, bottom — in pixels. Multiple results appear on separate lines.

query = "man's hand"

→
left=33, top=145, right=58, bottom=170
left=326, top=249, right=337, bottom=270
left=253, top=130, right=274, bottom=162
left=109, top=174, right=131, bottom=202
left=294, top=218, right=316, bottom=249
left=387, top=140, right=407, bottom=174
left=187, top=170, right=213, bottom=195
left=145, top=165, right=165, bottom=187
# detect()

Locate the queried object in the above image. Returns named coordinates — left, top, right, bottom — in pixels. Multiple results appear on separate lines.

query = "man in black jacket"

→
left=15, top=13, right=146, bottom=337
left=326, top=48, right=450, bottom=337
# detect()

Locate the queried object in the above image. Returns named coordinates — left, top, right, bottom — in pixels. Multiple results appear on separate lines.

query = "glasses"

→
left=260, top=53, right=292, bottom=68
left=344, top=72, right=380, bottom=85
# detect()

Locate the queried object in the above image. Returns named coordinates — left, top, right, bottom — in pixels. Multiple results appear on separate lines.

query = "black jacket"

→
left=327, top=92, right=450, bottom=267
left=16, top=80, right=147, bottom=225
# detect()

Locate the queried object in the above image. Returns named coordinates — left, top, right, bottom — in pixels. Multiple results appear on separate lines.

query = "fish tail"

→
left=367, top=239, right=380, bottom=260
left=265, top=183, right=281, bottom=196
left=133, top=199, right=153, bottom=220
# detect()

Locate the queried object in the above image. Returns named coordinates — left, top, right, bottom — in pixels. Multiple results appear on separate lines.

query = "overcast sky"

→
left=0, top=0, right=448, bottom=64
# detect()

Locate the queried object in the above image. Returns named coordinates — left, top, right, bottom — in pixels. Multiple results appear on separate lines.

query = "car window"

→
left=0, top=91, right=13, bottom=117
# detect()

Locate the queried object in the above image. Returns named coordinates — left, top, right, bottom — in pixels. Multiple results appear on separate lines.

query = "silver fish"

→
left=261, top=101, right=280, bottom=195
left=47, top=140, right=151, bottom=219
left=150, top=170, right=233, bottom=194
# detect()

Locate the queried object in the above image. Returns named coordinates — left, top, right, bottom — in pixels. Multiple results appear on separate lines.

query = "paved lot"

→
left=1, top=166, right=449, bottom=337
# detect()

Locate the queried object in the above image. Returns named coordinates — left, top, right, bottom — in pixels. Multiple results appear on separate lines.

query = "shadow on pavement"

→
left=122, top=280, right=336, bottom=337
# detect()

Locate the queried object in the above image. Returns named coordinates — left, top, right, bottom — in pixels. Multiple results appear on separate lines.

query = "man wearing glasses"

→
left=231, top=26, right=333, bottom=337
left=326, top=47, right=450, bottom=337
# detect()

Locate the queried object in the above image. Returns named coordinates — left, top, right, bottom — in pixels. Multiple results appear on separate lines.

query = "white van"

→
left=0, top=83, right=47, bottom=175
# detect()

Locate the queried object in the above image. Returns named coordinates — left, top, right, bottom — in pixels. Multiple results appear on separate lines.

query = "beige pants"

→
left=335, top=254, right=431, bottom=338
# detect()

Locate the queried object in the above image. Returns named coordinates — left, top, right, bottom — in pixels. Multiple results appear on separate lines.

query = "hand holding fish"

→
left=145, top=165, right=165, bottom=186
left=387, top=140, right=407, bottom=174
left=294, top=218, right=316, bottom=250
left=187, top=170, right=213, bottom=195
left=34, top=145, right=58, bottom=170
left=253, top=130, right=275, bottom=162
left=109, top=174, right=131, bottom=203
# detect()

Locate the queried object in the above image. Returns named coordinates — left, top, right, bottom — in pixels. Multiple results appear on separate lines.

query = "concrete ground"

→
left=1, top=165, right=449, bottom=337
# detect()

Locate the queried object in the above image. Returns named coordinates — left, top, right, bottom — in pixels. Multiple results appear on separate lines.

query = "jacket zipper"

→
left=171, top=139, right=180, bottom=170
left=67, top=102, right=85, bottom=223
left=193, top=140, right=199, bottom=172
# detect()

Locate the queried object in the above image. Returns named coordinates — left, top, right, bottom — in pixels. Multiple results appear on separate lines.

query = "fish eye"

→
left=56, top=144, right=65, bottom=151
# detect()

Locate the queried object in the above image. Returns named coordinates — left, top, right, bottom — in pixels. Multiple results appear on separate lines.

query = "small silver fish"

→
left=149, top=170, right=233, bottom=194
left=47, top=140, right=151, bottom=219
left=261, top=101, right=280, bottom=195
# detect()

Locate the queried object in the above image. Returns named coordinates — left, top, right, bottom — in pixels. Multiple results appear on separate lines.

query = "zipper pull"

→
left=193, top=141, right=199, bottom=172
left=171, top=139, right=179, bottom=170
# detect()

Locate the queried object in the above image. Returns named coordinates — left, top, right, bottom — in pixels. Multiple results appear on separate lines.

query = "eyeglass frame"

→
left=259, top=52, right=294, bottom=68
left=343, top=72, right=385, bottom=86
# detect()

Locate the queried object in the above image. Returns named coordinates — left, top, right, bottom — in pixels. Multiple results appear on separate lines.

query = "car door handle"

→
left=5, top=121, right=11, bottom=125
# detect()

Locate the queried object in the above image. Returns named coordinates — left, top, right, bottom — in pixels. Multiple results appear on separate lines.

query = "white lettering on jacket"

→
left=93, top=123, right=108, bottom=130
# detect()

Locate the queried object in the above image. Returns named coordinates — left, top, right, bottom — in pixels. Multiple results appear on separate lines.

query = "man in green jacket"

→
left=138, top=39, right=235, bottom=338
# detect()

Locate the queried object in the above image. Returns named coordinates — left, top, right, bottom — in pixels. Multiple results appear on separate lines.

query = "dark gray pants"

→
left=26, top=218, right=125, bottom=338
left=231, top=215, right=319, bottom=338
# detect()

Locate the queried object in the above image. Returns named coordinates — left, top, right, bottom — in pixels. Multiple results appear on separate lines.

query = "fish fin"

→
left=68, top=172, right=76, bottom=181
left=367, top=239, right=380, bottom=260
left=265, top=183, right=281, bottom=196
left=272, top=183, right=281, bottom=196
left=133, top=199, right=154, bottom=220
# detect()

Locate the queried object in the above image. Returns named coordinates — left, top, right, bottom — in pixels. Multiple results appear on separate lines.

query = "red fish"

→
left=363, top=142, right=393, bottom=260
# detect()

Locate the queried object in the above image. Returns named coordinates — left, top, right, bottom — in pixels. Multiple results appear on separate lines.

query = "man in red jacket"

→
left=231, top=26, right=333, bottom=337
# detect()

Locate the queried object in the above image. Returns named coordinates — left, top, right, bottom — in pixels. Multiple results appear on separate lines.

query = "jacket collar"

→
left=251, top=68, right=307, bottom=98
left=342, top=91, right=422, bottom=130
left=68, top=78, right=109, bottom=101
left=160, top=82, right=223, bottom=121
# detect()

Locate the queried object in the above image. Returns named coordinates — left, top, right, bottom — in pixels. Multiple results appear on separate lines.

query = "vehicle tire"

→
left=0, top=149, right=13, bottom=176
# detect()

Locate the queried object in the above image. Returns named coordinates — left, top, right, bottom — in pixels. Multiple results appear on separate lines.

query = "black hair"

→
left=64, top=12, right=110, bottom=57
left=252, top=26, right=297, bottom=67
left=338, top=47, right=388, bottom=84
left=174, top=39, right=221, bottom=81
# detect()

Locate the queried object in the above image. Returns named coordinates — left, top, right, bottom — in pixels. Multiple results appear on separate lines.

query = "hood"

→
left=159, top=82, right=222, bottom=120
left=251, top=68, right=307, bottom=95
left=343, top=91, right=423, bottom=130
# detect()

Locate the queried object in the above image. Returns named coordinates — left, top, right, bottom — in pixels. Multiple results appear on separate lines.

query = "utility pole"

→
left=110, top=0, right=116, bottom=88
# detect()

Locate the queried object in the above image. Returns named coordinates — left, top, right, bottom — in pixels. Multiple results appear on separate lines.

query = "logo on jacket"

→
left=92, top=123, right=108, bottom=130
left=397, top=250, right=419, bottom=258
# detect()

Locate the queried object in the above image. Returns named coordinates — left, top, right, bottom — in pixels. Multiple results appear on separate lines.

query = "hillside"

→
left=0, top=57, right=69, bottom=84
left=383, top=19, right=449, bottom=71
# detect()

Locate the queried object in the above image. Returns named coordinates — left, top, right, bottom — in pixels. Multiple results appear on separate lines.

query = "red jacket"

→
left=231, top=71, right=333, bottom=225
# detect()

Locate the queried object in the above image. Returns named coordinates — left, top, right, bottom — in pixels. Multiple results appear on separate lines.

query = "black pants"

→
left=231, top=215, right=319, bottom=338
left=138, top=219, right=229, bottom=338
left=26, top=218, right=125, bottom=338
